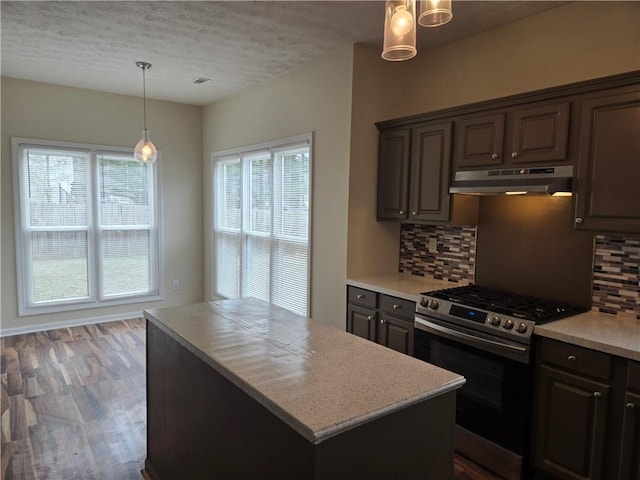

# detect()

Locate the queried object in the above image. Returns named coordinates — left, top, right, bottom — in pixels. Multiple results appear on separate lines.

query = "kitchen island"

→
left=144, top=298, right=465, bottom=480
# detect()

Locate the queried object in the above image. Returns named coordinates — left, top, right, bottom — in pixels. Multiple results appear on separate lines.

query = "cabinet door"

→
left=346, top=304, right=377, bottom=341
left=409, top=122, right=453, bottom=223
left=533, top=365, right=610, bottom=480
left=510, top=101, right=571, bottom=164
left=454, top=113, right=505, bottom=168
left=619, top=392, right=640, bottom=480
left=377, top=128, right=410, bottom=220
left=377, top=313, right=414, bottom=356
left=574, top=85, right=640, bottom=233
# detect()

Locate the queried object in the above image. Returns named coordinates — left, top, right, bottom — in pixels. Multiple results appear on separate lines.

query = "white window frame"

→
left=12, top=137, right=164, bottom=316
left=212, top=133, right=312, bottom=317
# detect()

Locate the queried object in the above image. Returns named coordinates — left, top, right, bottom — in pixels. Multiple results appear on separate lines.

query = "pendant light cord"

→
left=142, top=66, right=147, bottom=131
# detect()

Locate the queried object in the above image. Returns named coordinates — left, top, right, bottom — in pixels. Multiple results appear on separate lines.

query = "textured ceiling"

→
left=1, top=1, right=566, bottom=106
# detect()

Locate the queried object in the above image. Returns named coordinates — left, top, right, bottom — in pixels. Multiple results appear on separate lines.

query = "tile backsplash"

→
left=400, top=226, right=639, bottom=319
left=399, top=224, right=476, bottom=284
left=592, top=235, right=640, bottom=319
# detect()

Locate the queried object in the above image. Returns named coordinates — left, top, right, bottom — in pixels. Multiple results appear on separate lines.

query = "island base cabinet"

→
left=146, top=321, right=457, bottom=480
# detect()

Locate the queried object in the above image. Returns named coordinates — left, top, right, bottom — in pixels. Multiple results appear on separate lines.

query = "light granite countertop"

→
left=349, top=274, right=639, bottom=362
left=535, top=310, right=640, bottom=362
left=346, top=273, right=462, bottom=301
left=144, top=298, right=465, bottom=445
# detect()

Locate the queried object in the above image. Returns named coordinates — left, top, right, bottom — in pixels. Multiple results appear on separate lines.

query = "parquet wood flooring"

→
left=1, top=318, right=503, bottom=480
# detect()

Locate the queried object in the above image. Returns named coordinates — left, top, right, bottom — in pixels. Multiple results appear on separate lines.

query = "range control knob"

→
left=420, top=297, right=429, bottom=307
left=503, top=319, right=514, bottom=330
left=516, top=322, right=528, bottom=334
left=428, top=299, right=439, bottom=310
left=489, top=315, right=501, bottom=326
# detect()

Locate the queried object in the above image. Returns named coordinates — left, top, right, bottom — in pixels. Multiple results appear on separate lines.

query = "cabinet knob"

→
left=393, top=304, right=401, bottom=310
left=627, top=403, right=635, bottom=409
left=380, top=319, right=385, bottom=324
left=593, top=391, right=602, bottom=398
left=399, top=210, right=404, bottom=215
left=511, top=152, right=519, bottom=158
left=491, top=153, right=498, bottom=160
left=411, top=211, right=417, bottom=216
left=575, top=217, right=583, bottom=224
left=356, top=294, right=365, bottom=299
left=567, top=355, right=576, bottom=362
left=367, top=315, right=374, bottom=321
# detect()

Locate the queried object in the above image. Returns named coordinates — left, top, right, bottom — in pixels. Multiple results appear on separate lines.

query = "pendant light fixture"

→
left=418, top=0, right=453, bottom=27
left=134, top=61, right=158, bottom=164
left=382, top=0, right=453, bottom=61
left=381, top=0, right=417, bottom=61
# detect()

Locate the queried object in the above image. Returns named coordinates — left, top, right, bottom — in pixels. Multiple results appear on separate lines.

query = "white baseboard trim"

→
left=0, top=310, right=144, bottom=337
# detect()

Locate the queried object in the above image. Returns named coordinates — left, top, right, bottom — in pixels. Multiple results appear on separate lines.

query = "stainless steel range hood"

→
left=449, top=165, right=573, bottom=196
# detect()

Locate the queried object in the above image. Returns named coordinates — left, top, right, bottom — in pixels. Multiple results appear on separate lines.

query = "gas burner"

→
left=425, top=285, right=584, bottom=323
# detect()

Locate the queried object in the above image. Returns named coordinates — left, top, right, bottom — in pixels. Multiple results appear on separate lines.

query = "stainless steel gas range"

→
left=414, top=285, right=586, bottom=480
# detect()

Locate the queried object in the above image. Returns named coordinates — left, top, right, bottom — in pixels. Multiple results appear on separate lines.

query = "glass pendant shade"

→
left=134, top=61, right=157, bottom=164
left=134, top=129, right=158, bottom=164
left=382, top=0, right=417, bottom=61
left=418, top=0, right=453, bottom=27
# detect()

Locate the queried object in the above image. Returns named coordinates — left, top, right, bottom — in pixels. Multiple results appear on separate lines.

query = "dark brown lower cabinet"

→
left=346, top=286, right=415, bottom=356
left=346, top=303, right=376, bottom=342
left=619, top=392, right=640, bottom=480
left=533, top=365, right=610, bottom=480
left=533, top=338, right=638, bottom=480
left=377, top=313, right=414, bottom=355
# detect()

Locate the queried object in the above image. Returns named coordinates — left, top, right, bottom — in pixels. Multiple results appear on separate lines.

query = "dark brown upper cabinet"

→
left=409, top=122, right=452, bottom=223
left=377, top=121, right=478, bottom=225
left=377, top=128, right=410, bottom=220
left=454, top=101, right=571, bottom=169
left=574, top=84, right=640, bottom=234
left=375, top=71, right=639, bottom=232
left=454, top=113, right=505, bottom=168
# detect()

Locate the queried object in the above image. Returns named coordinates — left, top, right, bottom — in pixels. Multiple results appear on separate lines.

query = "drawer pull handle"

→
left=380, top=319, right=385, bottom=325
left=356, top=294, right=365, bottom=299
left=567, top=355, right=576, bottom=362
left=367, top=315, right=374, bottom=321
left=393, top=304, right=401, bottom=310
left=627, top=403, right=635, bottom=409
left=593, top=391, right=602, bottom=398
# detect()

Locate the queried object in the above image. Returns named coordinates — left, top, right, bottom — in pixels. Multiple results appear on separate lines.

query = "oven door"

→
left=414, top=316, right=533, bottom=456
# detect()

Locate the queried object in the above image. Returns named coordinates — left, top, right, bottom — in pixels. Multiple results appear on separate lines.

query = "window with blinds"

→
left=13, top=138, right=161, bottom=315
left=213, top=136, right=311, bottom=317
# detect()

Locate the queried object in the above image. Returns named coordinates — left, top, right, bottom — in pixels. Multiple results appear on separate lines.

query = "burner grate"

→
left=425, top=285, right=585, bottom=323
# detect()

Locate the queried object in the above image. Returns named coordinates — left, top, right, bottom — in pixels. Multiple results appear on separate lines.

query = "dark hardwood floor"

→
left=1, top=318, right=503, bottom=480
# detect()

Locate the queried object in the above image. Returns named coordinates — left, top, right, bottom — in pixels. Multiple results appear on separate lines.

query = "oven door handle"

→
left=415, top=317, right=530, bottom=364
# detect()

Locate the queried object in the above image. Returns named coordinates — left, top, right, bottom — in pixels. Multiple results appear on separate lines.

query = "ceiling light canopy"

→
left=134, top=61, right=158, bottom=164
left=382, top=0, right=453, bottom=61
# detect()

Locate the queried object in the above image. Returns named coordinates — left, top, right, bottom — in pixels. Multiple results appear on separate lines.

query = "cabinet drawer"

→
left=539, top=338, right=612, bottom=381
left=628, top=361, right=640, bottom=392
left=379, top=295, right=415, bottom=321
left=347, top=286, right=377, bottom=309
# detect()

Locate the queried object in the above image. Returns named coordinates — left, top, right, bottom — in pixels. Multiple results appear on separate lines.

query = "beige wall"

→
left=1, top=78, right=204, bottom=333
left=203, top=45, right=354, bottom=329
left=347, top=1, right=640, bottom=277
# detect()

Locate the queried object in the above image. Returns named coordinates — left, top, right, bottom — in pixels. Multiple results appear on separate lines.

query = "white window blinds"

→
left=213, top=137, right=311, bottom=317
left=13, top=138, right=161, bottom=316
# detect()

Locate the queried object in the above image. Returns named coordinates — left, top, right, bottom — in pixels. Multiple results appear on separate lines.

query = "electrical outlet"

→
left=172, top=280, right=180, bottom=291
left=429, top=238, right=437, bottom=254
